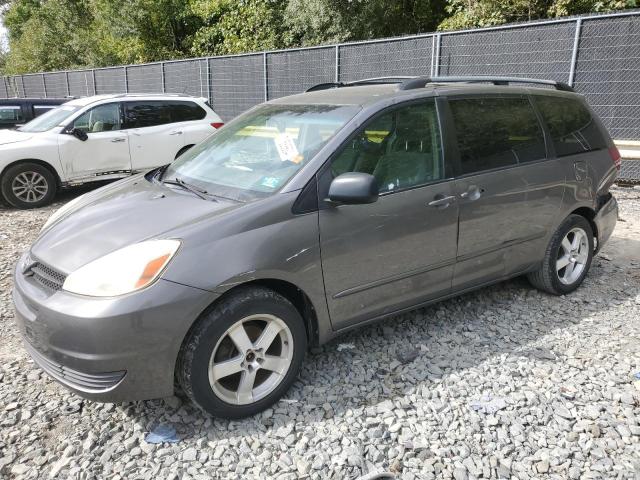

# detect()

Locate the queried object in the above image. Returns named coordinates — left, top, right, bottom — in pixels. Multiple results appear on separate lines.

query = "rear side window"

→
left=170, top=101, right=207, bottom=122
left=449, top=96, right=546, bottom=175
left=535, top=96, right=607, bottom=157
left=0, top=105, right=23, bottom=124
left=123, top=100, right=206, bottom=128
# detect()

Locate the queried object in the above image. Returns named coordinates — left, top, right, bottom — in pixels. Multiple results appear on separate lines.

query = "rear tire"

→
left=527, top=214, right=594, bottom=295
left=177, top=287, right=306, bottom=419
left=1, top=162, right=57, bottom=209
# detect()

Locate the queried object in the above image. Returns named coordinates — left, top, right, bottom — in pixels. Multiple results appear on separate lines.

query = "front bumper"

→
left=594, top=193, right=618, bottom=252
left=12, top=253, right=217, bottom=402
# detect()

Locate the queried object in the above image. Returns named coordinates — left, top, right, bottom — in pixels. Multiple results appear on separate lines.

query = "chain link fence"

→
left=2, top=10, right=640, bottom=180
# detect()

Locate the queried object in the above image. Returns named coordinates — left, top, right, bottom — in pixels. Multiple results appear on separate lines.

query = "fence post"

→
left=41, top=73, right=47, bottom=98
left=205, top=59, right=212, bottom=103
left=568, top=18, right=582, bottom=87
left=91, top=69, right=96, bottom=96
left=161, top=62, right=166, bottom=93
left=263, top=52, right=268, bottom=101
left=335, top=45, right=340, bottom=82
left=434, top=33, right=442, bottom=76
left=20, top=75, right=25, bottom=97
left=65, top=72, right=70, bottom=97
left=123, top=66, right=129, bottom=93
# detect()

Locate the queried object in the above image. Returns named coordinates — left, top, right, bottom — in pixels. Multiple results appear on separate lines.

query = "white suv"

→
left=0, top=94, right=223, bottom=208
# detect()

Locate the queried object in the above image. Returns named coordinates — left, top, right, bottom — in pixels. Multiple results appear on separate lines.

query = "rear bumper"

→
left=594, top=194, right=618, bottom=252
left=12, top=252, right=217, bottom=402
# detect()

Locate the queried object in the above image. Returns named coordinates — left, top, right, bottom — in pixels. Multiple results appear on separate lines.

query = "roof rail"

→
left=398, top=76, right=575, bottom=92
left=111, top=92, right=194, bottom=98
left=306, top=76, right=413, bottom=92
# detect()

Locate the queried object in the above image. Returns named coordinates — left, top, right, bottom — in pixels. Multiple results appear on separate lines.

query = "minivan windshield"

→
left=163, top=104, right=360, bottom=201
left=18, top=104, right=79, bottom=133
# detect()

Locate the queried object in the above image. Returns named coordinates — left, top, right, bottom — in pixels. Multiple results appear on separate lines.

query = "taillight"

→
left=608, top=145, right=621, bottom=171
left=211, top=122, right=224, bottom=129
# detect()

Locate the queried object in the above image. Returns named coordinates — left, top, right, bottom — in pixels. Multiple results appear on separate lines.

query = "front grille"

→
left=24, top=341, right=126, bottom=393
left=27, top=259, right=66, bottom=292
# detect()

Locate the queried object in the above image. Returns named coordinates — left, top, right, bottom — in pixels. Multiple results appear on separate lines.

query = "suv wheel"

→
left=177, top=287, right=306, bottom=418
left=1, top=162, right=57, bottom=209
left=527, top=214, right=594, bottom=295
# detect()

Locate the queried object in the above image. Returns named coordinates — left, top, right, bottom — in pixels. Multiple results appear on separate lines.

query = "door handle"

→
left=460, top=185, right=483, bottom=201
left=169, top=131, right=183, bottom=135
left=111, top=138, right=126, bottom=143
left=428, top=194, right=456, bottom=209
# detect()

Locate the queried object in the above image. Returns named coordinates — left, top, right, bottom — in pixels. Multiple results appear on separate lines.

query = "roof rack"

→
left=306, top=76, right=413, bottom=92
left=306, top=75, right=574, bottom=93
left=399, top=75, right=574, bottom=92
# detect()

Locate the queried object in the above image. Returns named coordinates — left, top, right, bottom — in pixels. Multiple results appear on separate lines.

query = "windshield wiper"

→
left=163, top=177, right=217, bottom=201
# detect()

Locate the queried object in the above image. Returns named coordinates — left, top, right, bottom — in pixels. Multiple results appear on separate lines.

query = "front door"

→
left=318, top=99, right=459, bottom=329
left=122, top=101, right=186, bottom=171
left=58, top=102, right=131, bottom=180
left=445, top=95, right=550, bottom=289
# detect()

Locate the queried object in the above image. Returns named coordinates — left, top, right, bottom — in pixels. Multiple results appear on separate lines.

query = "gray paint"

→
left=13, top=83, right=619, bottom=403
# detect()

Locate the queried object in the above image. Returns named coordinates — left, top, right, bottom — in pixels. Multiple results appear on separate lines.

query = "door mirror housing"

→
left=328, top=172, right=379, bottom=205
left=70, top=128, right=88, bottom=142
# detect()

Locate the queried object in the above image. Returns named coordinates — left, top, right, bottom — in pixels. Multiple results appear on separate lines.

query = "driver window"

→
left=331, top=100, right=443, bottom=194
left=72, top=103, right=121, bottom=133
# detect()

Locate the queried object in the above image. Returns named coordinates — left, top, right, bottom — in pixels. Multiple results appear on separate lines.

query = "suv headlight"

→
left=62, top=240, right=181, bottom=297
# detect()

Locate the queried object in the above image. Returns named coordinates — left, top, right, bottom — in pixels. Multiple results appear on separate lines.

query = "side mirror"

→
left=328, top=172, right=379, bottom=205
left=70, top=128, right=88, bottom=141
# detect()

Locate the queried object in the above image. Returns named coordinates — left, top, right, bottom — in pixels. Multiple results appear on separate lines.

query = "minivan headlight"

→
left=62, top=240, right=181, bottom=297
left=41, top=194, right=85, bottom=232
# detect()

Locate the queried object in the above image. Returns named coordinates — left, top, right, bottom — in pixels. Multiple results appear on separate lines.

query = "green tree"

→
left=190, top=0, right=290, bottom=56
left=284, top=0, right=448, bottom=46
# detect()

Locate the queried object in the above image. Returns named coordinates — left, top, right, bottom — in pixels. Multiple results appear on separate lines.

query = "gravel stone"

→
left=0, top=186, right=639, bottom=479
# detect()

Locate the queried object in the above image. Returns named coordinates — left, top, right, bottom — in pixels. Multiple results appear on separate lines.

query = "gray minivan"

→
left=13, top=76, right=619, bottom=418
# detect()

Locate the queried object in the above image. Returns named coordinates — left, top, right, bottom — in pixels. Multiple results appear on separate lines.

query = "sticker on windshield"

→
left=260, top=176, right=282, bottom=189
left=274, top=132, right=300, bottom=162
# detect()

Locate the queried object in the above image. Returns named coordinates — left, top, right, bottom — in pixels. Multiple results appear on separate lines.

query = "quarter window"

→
left=535, top=96, right=607, bottom=157
left=0, top=105, right=23, bottom=124
left=449, top=96, right=546, bottom=175
left=72, top=103, right=121, bottom=133
left=331, top=101, right=443, bottom=193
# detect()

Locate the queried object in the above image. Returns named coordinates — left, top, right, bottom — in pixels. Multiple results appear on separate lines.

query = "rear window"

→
left=123, top=100, right=206, bottom=128
left=0, top=105, right=23, bottom=124
left=449, top=96, right=546, bottom=175
left=535, top=96, right=607, bottom=157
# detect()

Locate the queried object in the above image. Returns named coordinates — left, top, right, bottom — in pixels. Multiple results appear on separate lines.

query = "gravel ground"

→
left=1, top=186, right=639, bottom=480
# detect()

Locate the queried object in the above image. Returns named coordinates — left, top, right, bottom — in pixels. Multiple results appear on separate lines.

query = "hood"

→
left=31, top=176, right=244, bottom=273
left=0, top=129, right=34, bottom=145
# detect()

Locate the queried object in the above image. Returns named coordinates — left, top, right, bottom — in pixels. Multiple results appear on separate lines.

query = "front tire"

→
left=1, top=162, right=57, bottom=209
left=527, top=214, right=594, bottom=295
left=177, top=287, right=307, bottom=419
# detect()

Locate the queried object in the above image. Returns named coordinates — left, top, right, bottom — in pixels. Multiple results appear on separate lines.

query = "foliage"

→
left=0, top=0, right=638, bottom=74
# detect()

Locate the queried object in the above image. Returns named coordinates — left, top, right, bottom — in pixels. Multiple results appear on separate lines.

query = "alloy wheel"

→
left=208, top=314, right=293, bottom=405
left=556, top=227, right=589, bottom=285
left=12, top=171, right=49, bottom=203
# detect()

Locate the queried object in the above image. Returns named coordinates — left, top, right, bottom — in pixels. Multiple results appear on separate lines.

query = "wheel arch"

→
left=1, top=158, right=62, bottom=187
left=569, top=206, right=598, bottom=247
left=175, top=144, right=195, bottom=160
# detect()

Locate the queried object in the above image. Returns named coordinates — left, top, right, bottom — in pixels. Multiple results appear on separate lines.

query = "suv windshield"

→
left=163, top=104, right=360, bottom=201
left=18, top=104, right=79, bottom=133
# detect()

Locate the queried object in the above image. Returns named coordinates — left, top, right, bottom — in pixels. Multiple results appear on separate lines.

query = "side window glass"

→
left=450, top=96, right=546, bottom=175
left=535, top=96, right=607, bottom=157
left=72, top=103, right=120, bottom=133
left=169, top=101, right=206, bottom=122
left=331, top=101, right=443, bottom=193
left=33, top=105, right=57, bottom=118
left=0, top=106, right=23, bottom=124
left=123, top=101, right=172, bottom=129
